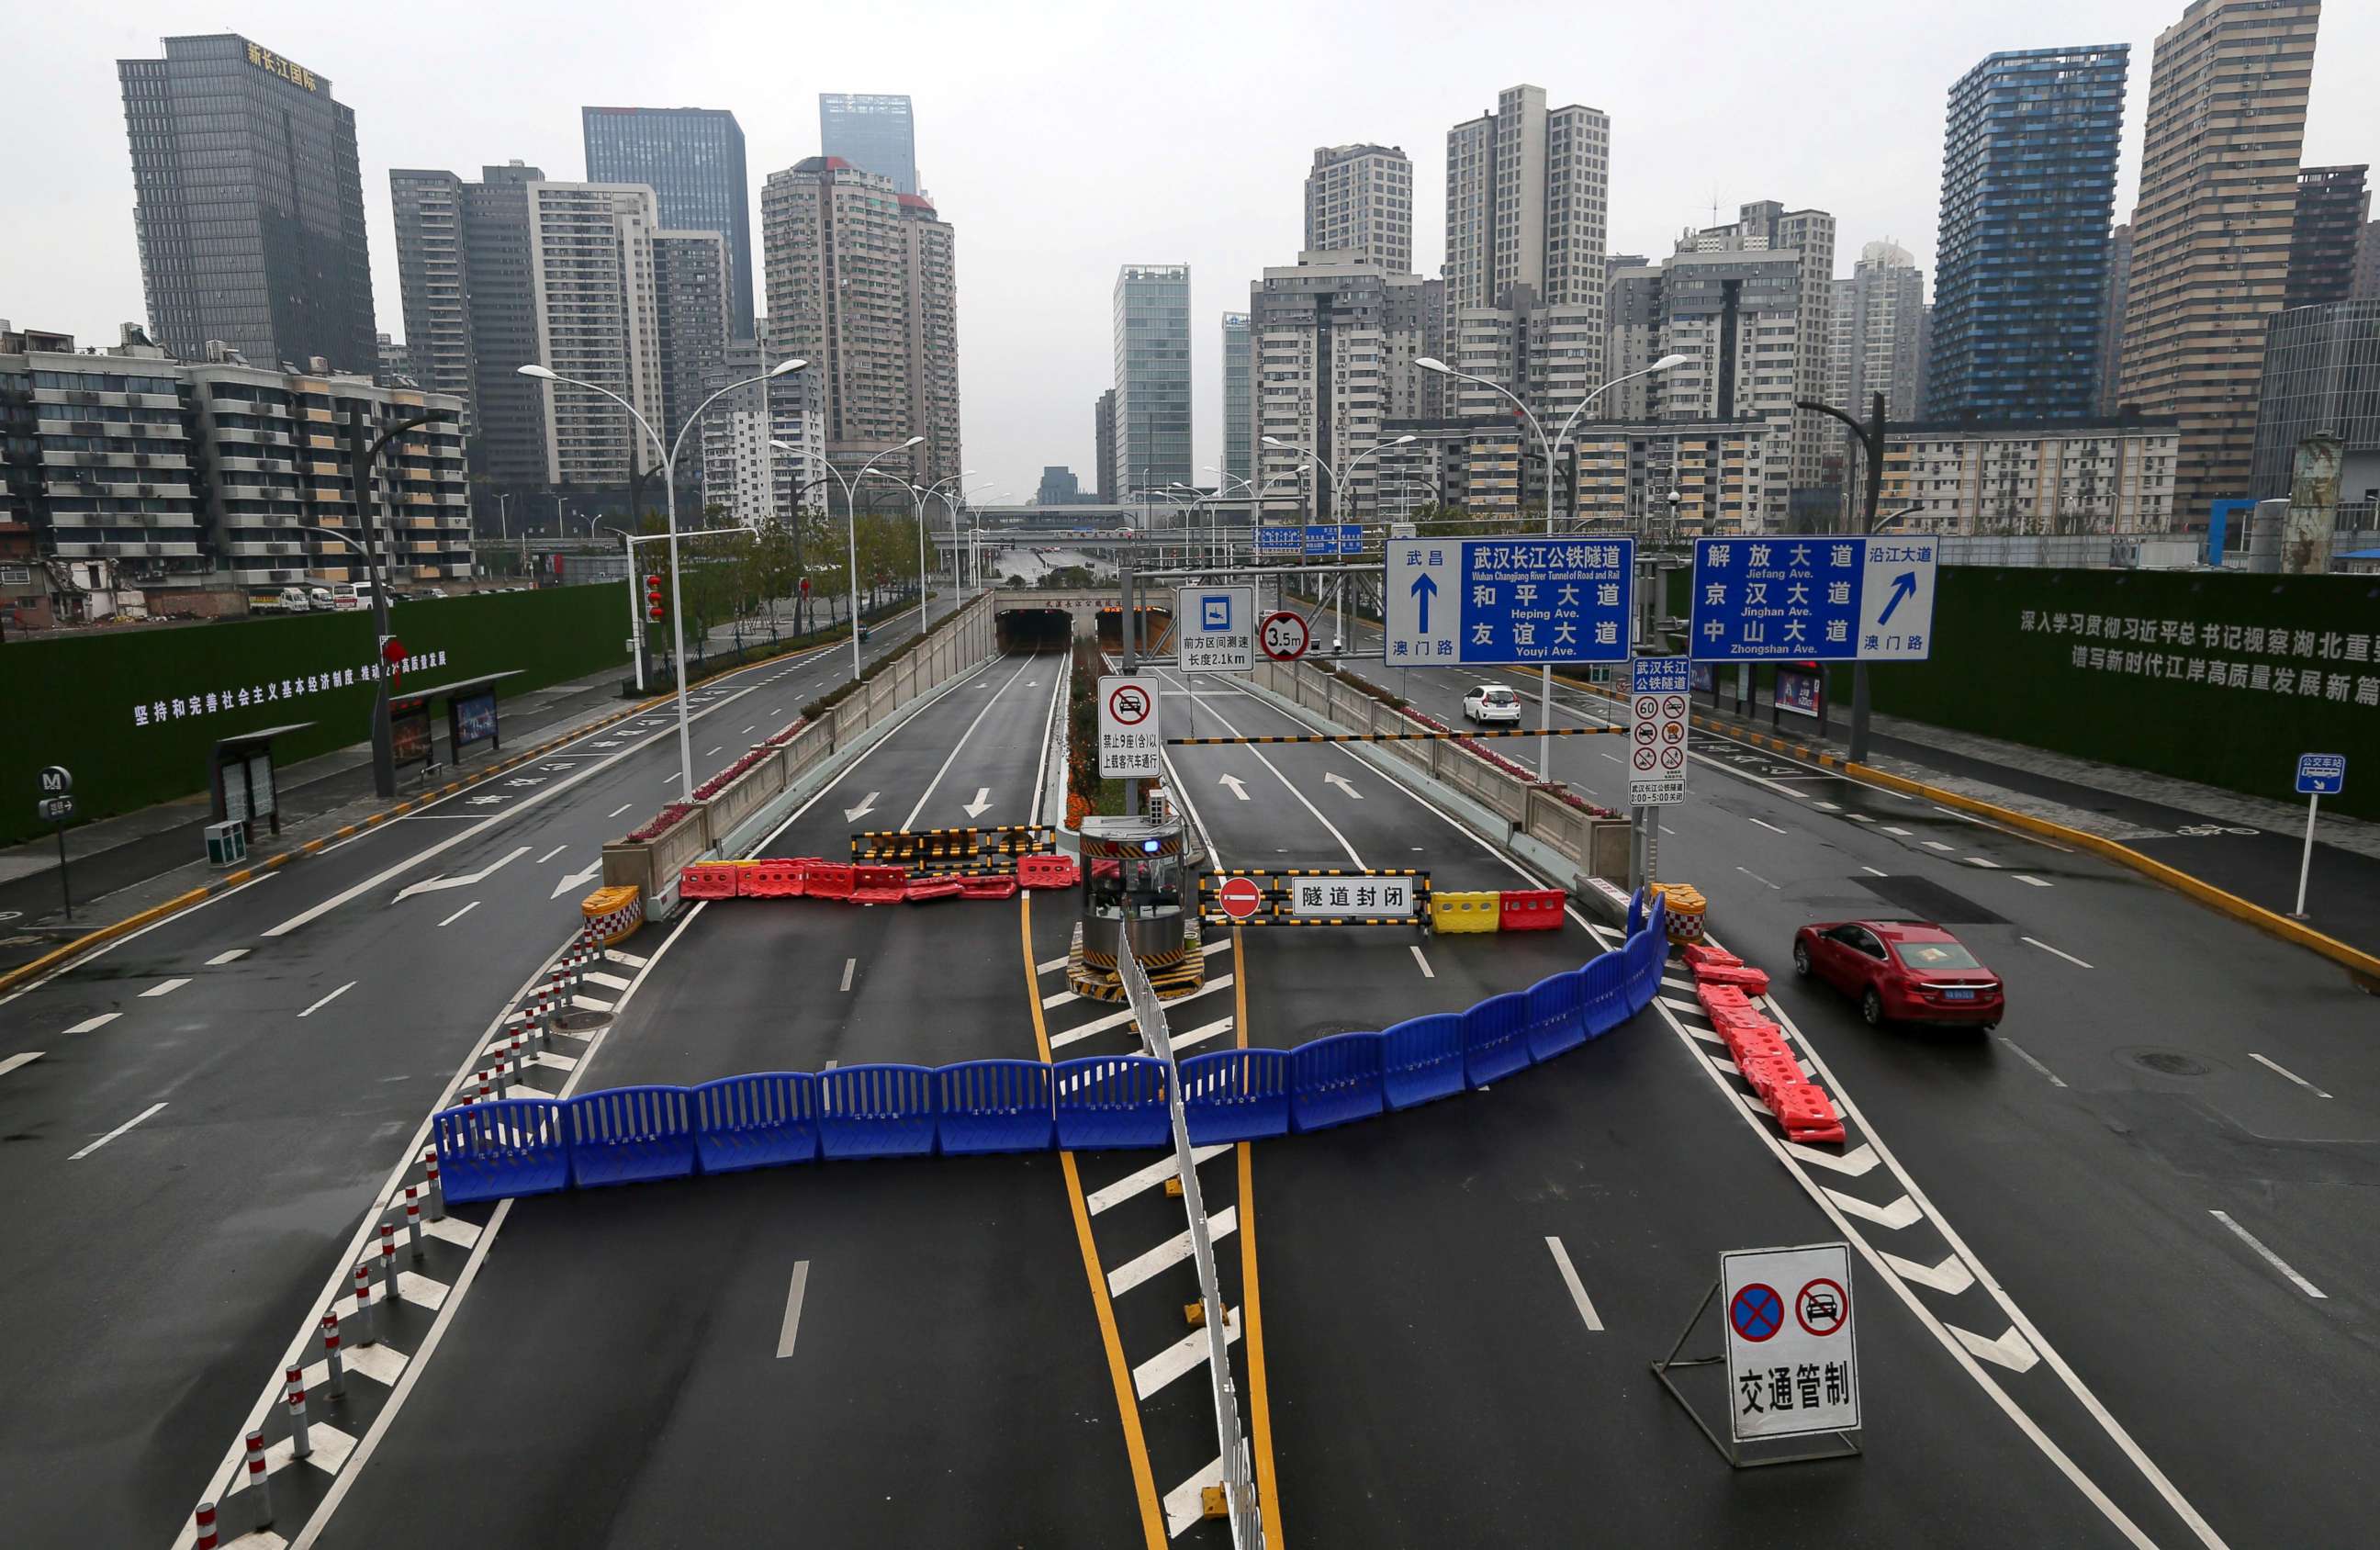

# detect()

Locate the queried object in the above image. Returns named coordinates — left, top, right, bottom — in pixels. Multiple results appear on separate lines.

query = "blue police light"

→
left=1142, top=838, right=1162, bottom=854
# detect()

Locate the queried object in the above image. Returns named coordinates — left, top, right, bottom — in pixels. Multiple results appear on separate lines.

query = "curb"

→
left=1549, top=669, right=2380, bottom=990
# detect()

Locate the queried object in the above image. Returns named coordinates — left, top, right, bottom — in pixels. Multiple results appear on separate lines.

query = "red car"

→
left=1792, top=919, right=2005, bottom=1029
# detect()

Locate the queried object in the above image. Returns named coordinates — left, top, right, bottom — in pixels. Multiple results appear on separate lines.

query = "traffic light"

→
left=644, top=573, right=666, bottom=624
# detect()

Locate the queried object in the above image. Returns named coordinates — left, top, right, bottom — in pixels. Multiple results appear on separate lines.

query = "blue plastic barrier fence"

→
left=433, top=1097, right=571, bottom=1205
left=1289, top=1031, right=1386, bottom=1133
left=566, top=1085, right=698, bottom=1189
left=1382, top=1012, right=1466, bottom=1109
left=936, top=1060, right=1056, bottom=1155
left=1180, top=1048, right=1293, bottom=1143
left=1463, top=990, right=1533, bottom=1086
left=1626, top=887, right=1645, bottom=938
left=1524, top=971, right=1587, bottom=1062
left=1052, top=1055, right=1171, bottom=1150
left=692, top=1073, right=820, bottom=1174
left=1581, top=951, right=1630, bottom=1037
left=818, top=1064, right=939, bottom=1159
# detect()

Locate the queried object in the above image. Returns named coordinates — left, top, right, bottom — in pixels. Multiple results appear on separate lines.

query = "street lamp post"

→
left=1795, top=391, right=1888, bottom=763
left=908, top=470, right=983, bottom=614
left=1263, top=432, right=1417, bottom=654
left=520, top=357, right=806, bottom=800
left=345, top=408, right=443, bottom=799
left=1417, top=353, right=1688, bottom=776
left=806, top=436, right=925, bottom=680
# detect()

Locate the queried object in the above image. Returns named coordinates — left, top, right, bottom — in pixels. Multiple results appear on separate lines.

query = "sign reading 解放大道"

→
left=1386, top=537, right=1633, bottom=666
left=1690, top=536, right=1937, bottom=662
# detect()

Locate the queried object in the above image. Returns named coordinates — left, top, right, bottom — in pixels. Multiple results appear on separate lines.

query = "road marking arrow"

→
left=1949, top=1322, right=2039, bottom=1373
left=393, top=846, right=531, bottom=903
left=1821, top=1186, right=1923, bottom=1230
left=1882, top=1250, right=1977, bottom=1296
left=1323, top=771, right=1363, bottom=799
left=1218, top=773, right=1250, bottom=801
left=549, top=862, right=601, bottom=901
left=844, top=791, right=880, bottom=824
left=962, top=787, right=994, bottom=818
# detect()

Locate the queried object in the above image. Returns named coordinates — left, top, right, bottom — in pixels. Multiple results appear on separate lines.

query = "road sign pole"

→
left=53, top=814, right=71, bottom=921
left=1121, top=556, right=1139, bottom=817
left=2293, top=791, right=2319, bottom=918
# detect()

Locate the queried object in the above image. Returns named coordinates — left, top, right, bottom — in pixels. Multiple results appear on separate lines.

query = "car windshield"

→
left=1482, top=689, right=1515, bottom=703
left=1893, top=939, right=1982, bottom=971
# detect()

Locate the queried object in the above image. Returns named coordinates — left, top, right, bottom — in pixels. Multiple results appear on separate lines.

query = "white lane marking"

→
left=1036, top=954, right=1070, bottom=974
left=388, top=846, right=531, bottom=904
left=1174, top=1017, right=1233, bottom=1052
left=1322, top=770, right=1363, bottom=800
left=822, top=1059, right=838, bottom=1071
left=1812, top=800, right=1841, bottom=811
left=298, top=982, right=356, bottom=1018
left=900, top=653, right=1037, bottom=830
left=607, top=803, right=633, bottom=818
left=843, top=791, right=880, bottom=824
left=1089, top=1146, right=1229, bottom=1215
left=1859, top=866, right=1888, bottom=878
left=742, top=725, right=757, bottom=735
left=70, top=1101, right=166, bottom=1160
left=1218, top=772, right=1251, bottom=800
left=1735, top=867, right=1780, bottom=890
left=605, top=949, right=647, bottom=968
left=703, top=746, right=724, bottom=758
left=1923, top=840, right=1955, bottom=852
left=2208, top=1210, right=2326, bottom=1297
left=1164, top=1457, right=1226, bottom=1539
left=1847, top=814, right=1875, bottom=823
left=1410, top=944, right=1435, bottom=979
left=2000, top=1038, right=2070, bottom=1088
left=1660, top=825, right=1677, bottom=836
left=1106, top=1206, right=1238, bottom=1297
left=1953, top=1323, right=2042, bottom=1374
left=547, top=862, right=601, bottom=901
left=1786, top=1140, right=1880, bottom=1178
left=1041, top=989, right=1079, bottom=1009
left=572, top=993, right=615, bottom=1012
left=65, top=1013, right=121, bottom=1035
left=1883, top=1250, right=1978, bottom=1297
left=581, top=971, right=632, bottom=993
left=2022, top=937, right=2094, bottom=970
left=1134, top=1308, right=1241, bottom=1399
left=535, top=845, right=567, bottom=864
left=777, top=1261, right=811, bottom=1358
left=0, top=1050, right=43, bottom=1080
left=1966, top=857, right=2001, bottom=869
left=141, top=978, right=191, bottom=997
left=1748, top=817, right=1789, bottom=835
left=1881, top=826, right=1913, bottom=837
left=2247, top=1052, right=2331, bottom=1099
left=1151, top=668, right=1369, bottom=867
left=2014, top=874, right=2053, bottom=888
left=436, top=902, right=479, bottom=928
left=1051, top=976, right=1234, bottom=1049
left=207, top=949, right=249, bottom=967
left=1821, top=1187, right=1923, bottom=1230
left=840, top=958, right=858, bottom=993
left=1544, top=1236, right=1605, bottom=1331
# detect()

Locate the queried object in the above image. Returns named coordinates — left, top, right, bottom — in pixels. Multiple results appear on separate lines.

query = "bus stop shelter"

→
left=387, top=669, right=524, bottom=775
left=209, top=722, right=315, bottom=838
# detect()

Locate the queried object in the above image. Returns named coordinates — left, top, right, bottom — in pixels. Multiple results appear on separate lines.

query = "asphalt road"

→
left=0, top=606, right=932, bottom=1547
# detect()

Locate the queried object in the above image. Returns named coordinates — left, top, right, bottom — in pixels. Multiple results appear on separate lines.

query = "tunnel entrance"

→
left=995, top=608, right=1074, bottom=654
left=1093, top=605, right=1173, bottom=654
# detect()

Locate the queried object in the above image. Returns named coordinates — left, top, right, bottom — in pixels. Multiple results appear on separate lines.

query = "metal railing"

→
left=1121, top=931, right=1263, bottom=1548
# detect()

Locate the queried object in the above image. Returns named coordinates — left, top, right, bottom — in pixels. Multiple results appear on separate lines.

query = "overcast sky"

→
left=11, top=1, right=2375, bottom=504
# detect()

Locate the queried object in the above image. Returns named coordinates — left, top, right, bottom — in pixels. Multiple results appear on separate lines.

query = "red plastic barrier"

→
left=1680, top=943, right=1742, bottom=971
left=1735, top=1052, right=1803, bottom=1105
left=1693, top=962, right=1771, bottom=996
left=1723, top=1022, right=1792, bottom=1064
left=1696, top=983, right=1753, bottom=1020
left=956, top=873, right=1020, bottom=901
left=1017, top=853, right=1080, bottom=890
left=851, top=864, right=908, bottom=904
left=806, top=862, right=857, bottom=901
left=1768, top=1083, right=1847, bottom=1145
left=1497, top=889, right=1566, bottom=931
left=741, top=859, right=807, bottom=898
left=904, top=877, right=964, bottom=904
left=679, top=862, right=741, bottom=901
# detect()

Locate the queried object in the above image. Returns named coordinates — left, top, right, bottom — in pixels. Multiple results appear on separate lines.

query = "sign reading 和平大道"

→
left=1385, top=537, right=1633, bottom=666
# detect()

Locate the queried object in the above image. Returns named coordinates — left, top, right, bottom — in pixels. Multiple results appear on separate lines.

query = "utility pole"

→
left=347, top=408, right=437, bottom=800
left=1796, top=390, right=1886, bottom=763
left=1120, top=554, right=1139, bottom=816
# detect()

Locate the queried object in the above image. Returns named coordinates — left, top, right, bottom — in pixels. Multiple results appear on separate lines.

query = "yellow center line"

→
left=1234, top=926, right=1285, bottom=1546
left=1020, top=895, right=1166, bottom=1549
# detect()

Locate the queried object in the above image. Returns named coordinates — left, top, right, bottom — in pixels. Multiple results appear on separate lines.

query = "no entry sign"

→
left=1723, top=1242, right=1859, bottom=1443
left=1216, top=875, right=1265, bottom=920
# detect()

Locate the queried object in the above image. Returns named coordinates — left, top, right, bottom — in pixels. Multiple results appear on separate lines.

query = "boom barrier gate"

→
left=850, top=824, right=1057, bottom=873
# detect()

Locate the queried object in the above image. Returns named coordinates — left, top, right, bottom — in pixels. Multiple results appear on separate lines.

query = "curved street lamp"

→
left=780, top=435, right=924, bottom=679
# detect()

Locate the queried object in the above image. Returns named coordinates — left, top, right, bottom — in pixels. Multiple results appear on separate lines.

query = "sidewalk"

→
left=1671, top=678, right=2380, bottom=960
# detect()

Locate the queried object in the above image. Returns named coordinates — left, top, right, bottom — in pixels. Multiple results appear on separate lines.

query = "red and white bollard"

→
left=475, top=1072, right=493, bottom=1106
left=321, top=1311, right=346, bottom=1398
left=285, top=1365, right=310, bottom=1459
left=404, top=1185, right=424, bottom=1261
left=422, top=1152, right=444, bottom=1221
left=379, top=1228, right=399, bottom=1308
left=193, top=1499, right=219, bottom=1549
left=243, top=1431, right=271, bottom=1523
left=510, top=1033, right=531, bottom=1079
left=354, top=1262, right=377, bottom=1345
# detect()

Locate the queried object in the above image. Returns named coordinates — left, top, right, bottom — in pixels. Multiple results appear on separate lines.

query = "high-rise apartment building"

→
left=1221, top=312, right=1252, bottom=484
left=1928, top=44, right=2128, bottom=424
left=1252, top=254, right=1445, bottom=520
left=388, top=172, right=470, bottom=421
left=761, top=157, right=961, bottom=491
left=2121, top=0, right=2322, bottom=513
left=652, top=230, right=734, bottom=480
left=118, top=35, right=376, bottom=375
left=1113, top=265, right=1191, bottom=499
left=1443, top=84, right=1611, bottom=316
left=1094, top=389, right=1117, bottom=500
left=698, top=331, right=823, bottom=525
left=2098, top=223, right=2134, bottom=414
left=1305, top=145, right=1413, bottom=275
left=1835, top=241, right=1928, bottom=422
left=818, top=94, right=918, bottom=195
left=581, top=107, right=756, bottom=338
left=524, top=183, right=666, bottom=491
left=1604, top=259, right=1664, bottom=420
left=2285, top=166, right=2370, bottom=309
left=1878, top=416, right=2182, bottom=533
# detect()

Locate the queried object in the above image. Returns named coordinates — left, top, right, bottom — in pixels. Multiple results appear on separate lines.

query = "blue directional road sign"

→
left=1690, top=535, right=1939, bottom=662
left=1255, top=526, right=1301, bottom=557
left=1258, top=524, right=1364, bottom=557
left=1385, top=536, right=1633, bottom=665
left=2296, top=753, right=2346, bottom=796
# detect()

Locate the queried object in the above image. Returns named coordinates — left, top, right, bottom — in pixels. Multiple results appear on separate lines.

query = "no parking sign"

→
left=1723, top=1242, right=1858, bottom=1442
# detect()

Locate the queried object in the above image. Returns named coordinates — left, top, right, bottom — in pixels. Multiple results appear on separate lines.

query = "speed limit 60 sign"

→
left=1630, top=657, right=1690, bottom=806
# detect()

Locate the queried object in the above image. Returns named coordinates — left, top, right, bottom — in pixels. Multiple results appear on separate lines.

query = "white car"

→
left=1463, top=684, right=1523, bottom=724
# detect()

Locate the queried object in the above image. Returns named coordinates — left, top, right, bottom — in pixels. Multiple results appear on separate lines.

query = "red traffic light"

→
left=646, top=604, right=665, bottom=622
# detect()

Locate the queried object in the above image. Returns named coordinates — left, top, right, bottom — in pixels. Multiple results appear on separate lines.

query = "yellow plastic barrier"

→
left=1431, top=891, right=1503, bottom=934
left=582, top=883, right=645, bottom=945
left=1653, top=882, right=1706, bottom=944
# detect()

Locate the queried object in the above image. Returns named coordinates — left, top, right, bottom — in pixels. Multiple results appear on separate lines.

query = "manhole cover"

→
left=2130, top=1050, right=2208, bottom=1077
left=550, top=1008, right=613, bottom=1035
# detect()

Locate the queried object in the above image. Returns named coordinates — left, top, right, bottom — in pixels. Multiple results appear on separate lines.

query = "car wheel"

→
left=1792, top=942, right=1813, bottom=978
left=1981, top=1020, right=1999, bottom=1033
left=1860, top=987, right=1885, bottom=1028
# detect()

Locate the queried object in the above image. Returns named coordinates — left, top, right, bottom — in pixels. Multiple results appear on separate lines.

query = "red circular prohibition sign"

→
left=1796, top=1277, right=1847, bottom=1337
left=1217, top=876, right=1265, bottom=920
left=1106, top=681, right=1151, bottom=725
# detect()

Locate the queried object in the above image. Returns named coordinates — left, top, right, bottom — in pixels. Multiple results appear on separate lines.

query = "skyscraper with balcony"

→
left=818, top=94, right=918, bottom=195
left=118, top=34, right=376, bottom=375
left=1305, top=145, right=1412, bottom=275
left=1252, top=256, right=1444, bottom=521
left=581, top=107, right=755, bottom=338
left=2284, top=166, right=2370, bottom=310
left=2121, top=0, right=2322, bottom=513
left=1443, top=84, right=1609, bottom=316
left=523, top=183, right=666, bottom=491
left=1927, top=44, right=2128, bottom=424
left=1113, top=265, right=1191, bottom=499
